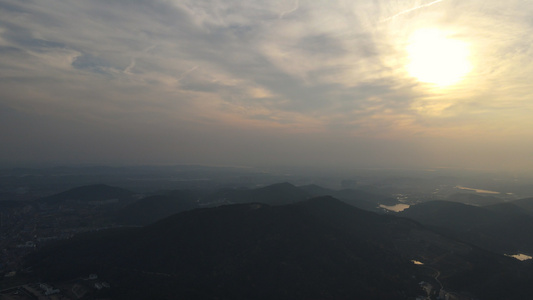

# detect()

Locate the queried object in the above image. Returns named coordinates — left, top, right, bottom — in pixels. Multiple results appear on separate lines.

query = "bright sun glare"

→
left=406, top=29, right=472, bottom=87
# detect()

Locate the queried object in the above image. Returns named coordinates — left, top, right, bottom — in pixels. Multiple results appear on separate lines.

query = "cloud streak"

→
left=279, top=0, right=300, bottom=19
left=380, top=0, right=445, bottom=22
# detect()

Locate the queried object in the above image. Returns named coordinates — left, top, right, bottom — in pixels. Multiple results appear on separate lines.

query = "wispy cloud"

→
left=279, top=0, right=300, bottom=19
left=176, top=66, right=199, bottom=83
left=380, top=0, right=445, bottom=22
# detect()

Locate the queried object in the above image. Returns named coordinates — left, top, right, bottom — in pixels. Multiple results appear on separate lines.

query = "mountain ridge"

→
left=26, top=196, right=521, bottom=299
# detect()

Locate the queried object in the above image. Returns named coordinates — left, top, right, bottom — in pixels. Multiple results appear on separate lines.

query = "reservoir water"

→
left=380, top=203, right=410, bottom=212
left=505, top=253, right=532, bottom=261
left=456, top=186, right=500, bottom=194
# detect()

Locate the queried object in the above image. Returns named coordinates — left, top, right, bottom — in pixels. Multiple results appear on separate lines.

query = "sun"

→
left=406, top=29, right=472, bottom=87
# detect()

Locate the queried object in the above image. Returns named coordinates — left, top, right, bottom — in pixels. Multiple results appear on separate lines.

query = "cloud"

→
left=1, top=0, right=533, bottom=169
left=0, top=0, right=404, bottom=121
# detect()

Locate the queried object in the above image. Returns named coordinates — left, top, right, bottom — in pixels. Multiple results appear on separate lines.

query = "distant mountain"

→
left=484, top=202, right=533, bottom=216
left=115, top=183, right=394, bottom=226
left=40, top=184, right=135, bottom=206
left=445, top=193, right=502, bottom=206
left=27, top=197, right=521, bottom=300
left=114, top=190, right=202, bottom=226
left=202, top=182, right=309, bottom=206
left=399, top=200, right=533, bottom=254
left=298, top=184, right=390, bottom=212
left=483, top=197, right=533, bottom=217
left=506, top=197, right=533, bottom=213
left=297, top=184, right=332, bottom=196
left=400, top=200, right=501, bottom=229
left=113, top=182, right=400, bottom=226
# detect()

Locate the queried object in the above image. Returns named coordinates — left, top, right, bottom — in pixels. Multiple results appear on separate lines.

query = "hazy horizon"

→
left=2, top=0, right=533, bottom=172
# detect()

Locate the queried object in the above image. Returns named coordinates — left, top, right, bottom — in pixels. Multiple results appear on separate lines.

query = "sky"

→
left=1, top=0, right=533, bottom=172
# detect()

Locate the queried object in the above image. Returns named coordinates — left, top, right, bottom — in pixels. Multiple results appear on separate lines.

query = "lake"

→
left=380, top=203, right=410, bottom=212
left=505, top=253, right=532, bottom=261
left=456, top=186, right=500, bottom=194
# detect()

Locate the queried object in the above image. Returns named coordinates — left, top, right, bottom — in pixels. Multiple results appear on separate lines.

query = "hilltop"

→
left=26, top=197, right=522, bottom=300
